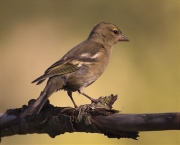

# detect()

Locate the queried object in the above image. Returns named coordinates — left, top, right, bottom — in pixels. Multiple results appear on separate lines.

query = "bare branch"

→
left=0, top=94, right=179, bottom=142
left=95, top=113, right=180, bottom=131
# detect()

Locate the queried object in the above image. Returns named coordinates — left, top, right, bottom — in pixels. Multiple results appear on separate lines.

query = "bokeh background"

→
left=0, top=0, right=179, bottom=145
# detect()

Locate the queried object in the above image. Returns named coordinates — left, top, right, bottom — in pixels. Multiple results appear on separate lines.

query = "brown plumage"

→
left=20, top=22, right=129, bottom=118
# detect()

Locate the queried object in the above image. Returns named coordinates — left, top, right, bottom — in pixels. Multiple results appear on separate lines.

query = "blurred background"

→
left=0, top=0, right=179, bottom=144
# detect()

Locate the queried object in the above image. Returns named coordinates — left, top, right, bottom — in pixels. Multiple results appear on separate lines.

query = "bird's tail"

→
left=20, top=91, right=49, bottom=118
left=20, top=76, right=64, bottom=118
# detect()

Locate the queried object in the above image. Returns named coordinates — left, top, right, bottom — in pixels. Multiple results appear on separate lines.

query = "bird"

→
left=20, top=22, right=129, bottom=118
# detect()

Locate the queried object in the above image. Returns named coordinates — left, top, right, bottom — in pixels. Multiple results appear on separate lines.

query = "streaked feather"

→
left=32, top=63, right=79, bottom=84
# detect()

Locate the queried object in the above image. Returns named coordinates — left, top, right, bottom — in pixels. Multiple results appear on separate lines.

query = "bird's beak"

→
left=118, top=34, right=129, bottom=42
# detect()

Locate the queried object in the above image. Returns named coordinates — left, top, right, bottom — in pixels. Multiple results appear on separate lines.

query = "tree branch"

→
left=0, top=94, right=179, bottom=142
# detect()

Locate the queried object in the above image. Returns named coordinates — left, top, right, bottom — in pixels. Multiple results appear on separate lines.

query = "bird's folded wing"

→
left=45, top=63, right=79, bottom=75
left=32, top=62, right=79, bottom=84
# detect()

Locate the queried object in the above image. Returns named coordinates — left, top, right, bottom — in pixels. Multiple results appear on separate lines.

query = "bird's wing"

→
left=45, top=62, right=79, bottom=75
left=44, top=59, right=64, bottom=73
left=32, top=40, right=103, bottom=84
left=32, top=62, right=79, bottom=84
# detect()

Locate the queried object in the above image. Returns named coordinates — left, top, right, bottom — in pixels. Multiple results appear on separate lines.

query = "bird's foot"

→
left=79, top=92, right=98, bottom=103
left=90, top=98, right=98, bottom=104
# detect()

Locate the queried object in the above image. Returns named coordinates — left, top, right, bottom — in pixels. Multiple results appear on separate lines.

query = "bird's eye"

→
left=113, top=30, right=118, bottom=35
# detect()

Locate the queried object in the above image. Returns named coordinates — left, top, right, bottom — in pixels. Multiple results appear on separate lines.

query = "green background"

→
left=0, top=0, right=179, bottom=144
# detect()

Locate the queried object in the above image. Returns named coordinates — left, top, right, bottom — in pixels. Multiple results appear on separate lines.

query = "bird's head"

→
left=89, top=22, right=129, bottom=45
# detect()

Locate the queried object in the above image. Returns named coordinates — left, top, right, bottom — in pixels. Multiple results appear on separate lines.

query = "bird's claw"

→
left=90, top=98, right=98, bottom=104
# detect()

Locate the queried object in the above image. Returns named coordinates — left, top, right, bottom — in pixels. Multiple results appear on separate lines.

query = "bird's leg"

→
left=67, top=91, right=78, bottom=108
left=78, top=90, right=98, bottom=103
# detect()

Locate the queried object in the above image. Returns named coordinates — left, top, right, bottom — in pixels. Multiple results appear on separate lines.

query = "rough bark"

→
left=0, top=94, right=179, bottom=142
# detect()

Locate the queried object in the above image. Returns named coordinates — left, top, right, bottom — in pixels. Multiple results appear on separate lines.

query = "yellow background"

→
left=0, top=0, right=179, bottom=144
